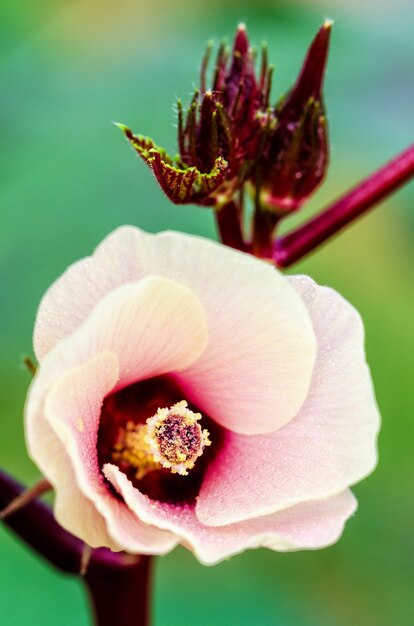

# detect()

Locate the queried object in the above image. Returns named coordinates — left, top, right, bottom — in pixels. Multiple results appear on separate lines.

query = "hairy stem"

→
left=0, top=470, right=152, bottom=626
left=274, top=143, right=414, bottom=267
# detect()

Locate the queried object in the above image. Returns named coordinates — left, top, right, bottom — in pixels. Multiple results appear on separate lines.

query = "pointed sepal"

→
left=148, top=152, right=228, bottom=205
left=117, top=124, right=229, bottom=205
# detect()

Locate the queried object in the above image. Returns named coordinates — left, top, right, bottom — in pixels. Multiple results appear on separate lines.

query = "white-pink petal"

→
left=25, top=407, right=123, bottom=551
left=34, top=226, right=317, bottom=435
left=196, top=276, right=380, bottom=526
left=38, top=275, right=208, bottom=387
left=104, top=463, right=356, bottom=565
left=43, top=353, right=178, bottom=554
left=26, top=273, right=209, bottom=551
left=53, top=457, right=123, bottom=551
left=26, top=273, right=209, bottom=478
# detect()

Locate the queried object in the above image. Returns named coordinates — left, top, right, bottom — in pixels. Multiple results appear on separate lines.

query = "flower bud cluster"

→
left=118, top=24, right=270, bottom=206
left=118, top=21, right=332, bottom=250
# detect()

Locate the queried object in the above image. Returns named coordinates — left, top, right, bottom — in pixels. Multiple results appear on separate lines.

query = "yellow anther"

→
left=112, top=422, right=161, bottom=480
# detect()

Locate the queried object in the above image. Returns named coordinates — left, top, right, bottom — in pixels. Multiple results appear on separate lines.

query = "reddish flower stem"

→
left=274, top=143, right=414, bottom=267
left=215, top=199, right=248, bottom=251
left=251, top=209, right=279, bottom=258
left=85, top=557, right=152, bottom=626
left=0, top=470, right=152, bottom=626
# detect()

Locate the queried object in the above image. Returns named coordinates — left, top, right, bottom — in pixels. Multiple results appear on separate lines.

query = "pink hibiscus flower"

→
left=25, top=227, right=379, bottom=564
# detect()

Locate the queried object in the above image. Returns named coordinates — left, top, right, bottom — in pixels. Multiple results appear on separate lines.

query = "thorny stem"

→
left=274, top=143, right=414, bottom=267
left=0, top=477, right=51, bottom=519
left=0, top=470, right=152, bottom=626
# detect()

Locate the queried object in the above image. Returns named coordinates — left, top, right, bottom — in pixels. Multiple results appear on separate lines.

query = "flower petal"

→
left=27, top=274, right=206, bottom=552
left=25, top=402, right=122, bottom=550
left=34, top=226, right=316, bottom=434
left=27, top=273, right=208, bottom=515
left=53, top=453, right=123, bottom=551
left=35, top=275, right=208, bottom=388
left=42, top=352, right=177, bottom=554
left=196, top=276, right=380, bottom=526
left=104, top=463, right=356, bottom=565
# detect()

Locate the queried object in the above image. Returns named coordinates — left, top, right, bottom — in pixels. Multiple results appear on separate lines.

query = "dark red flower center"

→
left=97, top=376, right=223, bottom=505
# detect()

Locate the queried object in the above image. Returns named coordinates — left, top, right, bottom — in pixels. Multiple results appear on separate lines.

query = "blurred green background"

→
left=1, top=0, right=413, bottom=624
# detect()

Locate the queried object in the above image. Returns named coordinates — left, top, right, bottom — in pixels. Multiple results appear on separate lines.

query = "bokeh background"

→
left=1, top=0, right=413, bottom=624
